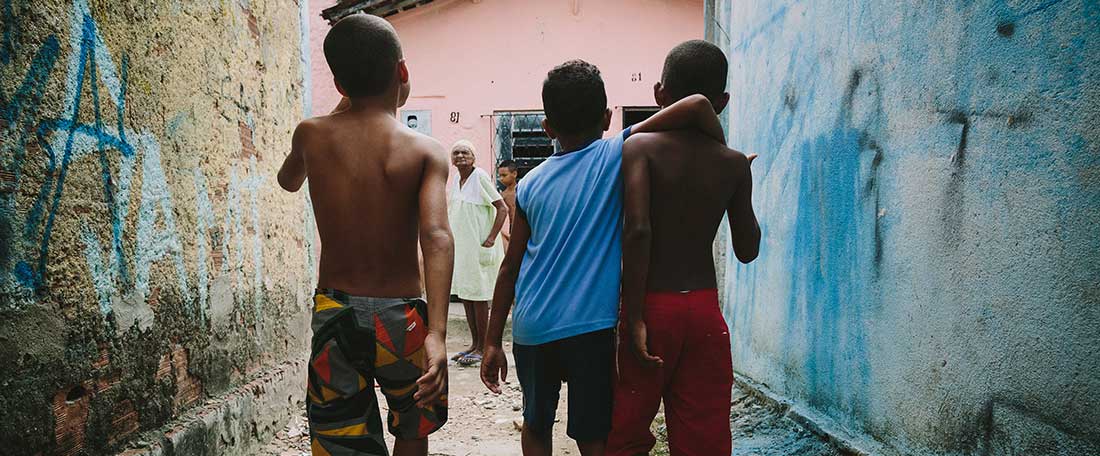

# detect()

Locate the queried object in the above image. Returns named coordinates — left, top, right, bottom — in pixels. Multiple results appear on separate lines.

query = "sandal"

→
left=451, top=350, right=471, bottom=361
left=457, top=353, right=483, bottom=366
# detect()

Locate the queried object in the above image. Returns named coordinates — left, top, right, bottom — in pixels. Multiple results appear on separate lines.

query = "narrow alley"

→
left=1, top=0, right=1096, bottom=455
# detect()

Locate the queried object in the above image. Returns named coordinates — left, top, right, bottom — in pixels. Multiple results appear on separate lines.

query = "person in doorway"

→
left=607, top=40, right=761, bottom=456
left=480, top=59, right=726, bottom=456
left=448, top=139, right=509, bottom=366
left=496, top=159, right=520, bottom=247
left=277, top=14, right=451, bottom=456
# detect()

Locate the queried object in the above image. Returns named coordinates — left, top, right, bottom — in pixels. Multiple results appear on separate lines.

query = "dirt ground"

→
left=262, top=303, right=575, bottom=456
left=262, top=303, right=838, bottom=456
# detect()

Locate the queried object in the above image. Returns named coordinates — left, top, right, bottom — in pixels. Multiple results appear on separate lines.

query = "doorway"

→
left=622, top=106, right=660, bottom=129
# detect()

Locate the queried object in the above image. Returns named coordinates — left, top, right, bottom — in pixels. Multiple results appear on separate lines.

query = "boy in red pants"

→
left=608, top=40, right=761, bottom=456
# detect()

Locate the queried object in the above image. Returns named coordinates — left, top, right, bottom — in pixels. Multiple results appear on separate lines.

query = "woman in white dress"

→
left=447, top=140, right=508, bottom=365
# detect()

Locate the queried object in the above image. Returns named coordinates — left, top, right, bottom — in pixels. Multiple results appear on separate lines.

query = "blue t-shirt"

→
left=513, top=129, right=630, bottom=345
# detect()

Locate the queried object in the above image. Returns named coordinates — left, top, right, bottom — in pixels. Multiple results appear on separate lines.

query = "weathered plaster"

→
left=712, top=0, right=1100, bottom=454
left=0, top=0, right=314, bottom=453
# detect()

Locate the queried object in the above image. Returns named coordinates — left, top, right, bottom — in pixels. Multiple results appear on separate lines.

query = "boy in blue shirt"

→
left=480, top=60, right=724, bottom=455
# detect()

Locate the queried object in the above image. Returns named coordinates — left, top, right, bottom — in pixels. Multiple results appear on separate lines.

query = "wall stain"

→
left=938, top=109, right=969, bottom=249
left=780, top=65, right=884, bottom=420
left=944, top=110, right=970, bottom=168
left=783, top=83, right=798, bottom=112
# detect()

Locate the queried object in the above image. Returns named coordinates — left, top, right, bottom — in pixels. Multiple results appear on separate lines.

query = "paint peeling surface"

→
left=0, top=0, right=313, bottom=454
left=714, top=0, right=1100, bottom=454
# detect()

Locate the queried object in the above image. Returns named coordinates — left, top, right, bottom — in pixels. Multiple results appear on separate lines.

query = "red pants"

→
left=607, top=289, right=733, bottom=456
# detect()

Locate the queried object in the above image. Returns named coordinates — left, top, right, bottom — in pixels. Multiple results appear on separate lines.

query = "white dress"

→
left=448, top=168, right=505, bottom=300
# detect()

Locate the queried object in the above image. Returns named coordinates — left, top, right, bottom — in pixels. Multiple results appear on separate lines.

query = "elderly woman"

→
left=448, top=140, right=508, bottom=365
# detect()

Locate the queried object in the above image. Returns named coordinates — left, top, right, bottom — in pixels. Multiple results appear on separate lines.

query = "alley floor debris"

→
left=262, top=304, right=840, bottom=455
left=727, top=389, right=840, bottom=456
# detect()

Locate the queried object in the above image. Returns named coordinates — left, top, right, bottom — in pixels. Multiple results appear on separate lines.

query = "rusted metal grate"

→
left=322, top=0, right=436, bottom=24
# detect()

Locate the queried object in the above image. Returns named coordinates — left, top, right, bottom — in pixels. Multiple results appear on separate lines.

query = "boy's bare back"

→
left=289, top=109, right=449, bottom=297
left=623, top=130, right=759, bottom=292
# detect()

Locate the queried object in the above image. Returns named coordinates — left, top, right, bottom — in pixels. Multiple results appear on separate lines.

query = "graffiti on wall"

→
left=0, top=0, right=308, bottom=326
left=0, top=0, right=317, bottom=453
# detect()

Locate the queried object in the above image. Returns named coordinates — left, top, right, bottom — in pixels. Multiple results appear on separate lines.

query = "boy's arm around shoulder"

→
left=726, top=151, right=761, bottom=263
left=414, top=137, right=454, bottom=408
left=630, top=94, right=725, bottom=144
left=278, top=120, right=316, bottom=192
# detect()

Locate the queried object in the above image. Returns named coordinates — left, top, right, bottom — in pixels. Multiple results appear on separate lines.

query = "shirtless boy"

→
left=496, top=159, right=519, bottom=245
left=481, top=59, right=726, bottom=456
left=278, top=14, right=452, bottom=456
left=607, top=40, right=761, bottom=456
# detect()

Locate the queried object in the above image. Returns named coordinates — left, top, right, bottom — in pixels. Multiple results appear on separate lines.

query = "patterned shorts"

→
left=307, top=289, right=447, bottom=455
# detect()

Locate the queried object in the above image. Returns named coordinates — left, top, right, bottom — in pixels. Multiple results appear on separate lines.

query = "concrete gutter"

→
left=734, top=373, right=886, bottom=456
left=116, top=360, right=307, bottom=456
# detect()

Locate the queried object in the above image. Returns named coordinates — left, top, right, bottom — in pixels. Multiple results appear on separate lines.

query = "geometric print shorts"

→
left=307, top=289, right=448, bottom=455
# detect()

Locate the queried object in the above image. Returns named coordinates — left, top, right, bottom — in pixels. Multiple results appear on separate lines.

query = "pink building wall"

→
left=310, top=0, right=703, bottom=171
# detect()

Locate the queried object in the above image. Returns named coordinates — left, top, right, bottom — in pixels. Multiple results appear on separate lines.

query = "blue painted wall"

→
left=710, top=0, right=1100, bottom=453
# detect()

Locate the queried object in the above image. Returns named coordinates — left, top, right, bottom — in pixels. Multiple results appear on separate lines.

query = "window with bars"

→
left=492, top=111, right=555, bottom=181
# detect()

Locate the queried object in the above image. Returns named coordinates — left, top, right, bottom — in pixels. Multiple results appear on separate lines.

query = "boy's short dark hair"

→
left=661, top=40, right=728, bottom=102
left=324, top=14, right=403, bottom=98
left=542, top=60, right=607, bottom=136
left=498, top=159, right=518, bottom=172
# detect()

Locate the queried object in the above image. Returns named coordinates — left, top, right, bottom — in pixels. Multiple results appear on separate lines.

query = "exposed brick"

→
left=148, top=286, right=160, bottom=309
left=238, top=121, right=260, bottom=160
left=91, top=340, right=110, bottom=371
left=52, top=386, right=90, bottom=456
left=155, top=352, right=172, bottom=382
left=108, top=400, right=140, bottom=447
left=240, top=4, right=261, bottom=45
left=170, top=344, right=204, bottom=410
left=0, top=169, right=16, bottom=193
left=211, top=248, right=225, bottom=270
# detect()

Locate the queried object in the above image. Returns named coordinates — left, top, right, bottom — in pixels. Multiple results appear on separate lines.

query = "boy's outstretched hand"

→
left=480, top=344, right=508, bottom=394
left=414, top=333, right=448, bottom=408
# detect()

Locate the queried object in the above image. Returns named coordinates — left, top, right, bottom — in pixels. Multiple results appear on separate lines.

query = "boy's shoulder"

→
left=294, top=115, right=327, bottom=135
left=626, top=130, right=742, bottom=161
left=292, top=114, right=343, bottom=146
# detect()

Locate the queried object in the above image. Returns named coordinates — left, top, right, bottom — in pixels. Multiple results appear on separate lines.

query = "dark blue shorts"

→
left=513, top=328, right=615, bottom=442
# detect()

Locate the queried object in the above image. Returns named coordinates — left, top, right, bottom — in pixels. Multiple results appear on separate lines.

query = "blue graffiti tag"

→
left=16, top=9, right=135, bottom=292
left=2, top=0, right=196, bottom=318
